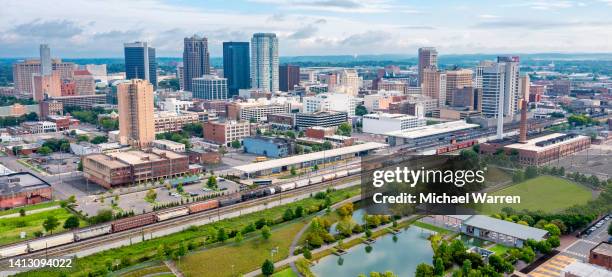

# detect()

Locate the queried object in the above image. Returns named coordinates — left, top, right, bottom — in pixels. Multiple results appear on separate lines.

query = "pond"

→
left=311, top=226, right=436, bottom=277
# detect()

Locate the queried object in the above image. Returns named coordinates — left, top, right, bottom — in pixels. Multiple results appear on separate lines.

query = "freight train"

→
left=0, top=167, right=361, bottom=259
left=435, top=140, right=477, bottom=154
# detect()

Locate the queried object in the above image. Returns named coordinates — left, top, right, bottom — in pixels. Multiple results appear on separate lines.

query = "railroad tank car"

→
left=278, top=182, right=296, bottom=192
left=219, top=194, right=241, bottom=206
left=322, top=173, right=336, bottom=181
left=295, top=179, right=309, bottom=188
left=155, top=207, right=190, bottom=221
left=0, top=243, right=29, bottom=258
left=241, top=188, right=266, bottom=201
left=28, top=233, right=75, bottom=251
left=348, top=168, right=361, bottom=175
left=335, top=170, right=348, bottom=178
left=111, top=213, right=156, bottom=232
left=74, top=224, right=112, bottom=241
left=264, top=187, right=276, bottom=195
left=188, top=199, right=219, bottom=213
left=309, top=176, right=323, bottom=184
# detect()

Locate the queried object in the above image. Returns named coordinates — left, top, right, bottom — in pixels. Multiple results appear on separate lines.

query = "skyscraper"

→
left=251, top=33, right=279, bottom=92
left=183, top=35, right=210, bottom=92
left=279, top=64, right=300, bottom=92
left=192, top=75, right=228, bottom=100
left=418, top=47, right=438, bottom=85
left=118, top=79, right=155, bottom=148
left=421, top=67, right=446, bottom=107
left=124, top=42, right=157, bottom=89
left=223, top=42, right=250, bottom=97
left=445, top=69, right=473, bottom=105
left=478, top=56, right=520, bottom=139
left=39, top=44, right=52, bottom=76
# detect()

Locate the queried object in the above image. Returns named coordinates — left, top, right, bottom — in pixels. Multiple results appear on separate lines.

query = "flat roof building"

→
left=233, top=142, right=386, bottom=177
left=295, top=111, right=348, bottom=130
left=502, top=133, right=591, bottom=165
left=0, top=172, right=52, bottom=209
left=362, top=113, right=425, bottom=135
left=386, top=120, right=479, bottom=148
left=461, top=215, right=549, bottom=247
left=589, top=242, right=612, bottom=270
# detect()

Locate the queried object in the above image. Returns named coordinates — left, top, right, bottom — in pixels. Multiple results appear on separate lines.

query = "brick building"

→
left=0, top=173, right=52, bottom=209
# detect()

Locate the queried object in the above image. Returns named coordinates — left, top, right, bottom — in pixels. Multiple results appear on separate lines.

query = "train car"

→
left=188, top=199, right=219, bottom=213
left=28, top=233, right=75, bottom=252
left=241, top=188, right=266, bottom=201
left=322, top=173, right=336, bottom=181
left=310, top=176, right=323, bottom=184
left=111, top=213, right=157, bottom=233
left=295, top=179, right=309, bottom=188
left=156, top=207, right=190, bottom=221
left=219, top=194, right=241, bottom=206
left=0, top=243, right=29, bottom=258
left=335, top=170, right=348, bottom=178
left=74, top=224, right=112, bottom=241
left=278, top=182, right=296, bottom=192
left=264, top=187, right=276, bottom=195
left=348, top=168, right=361, bottom=175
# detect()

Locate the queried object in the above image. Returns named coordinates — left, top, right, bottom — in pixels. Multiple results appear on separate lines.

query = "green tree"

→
left=294, top=206, right=304, bottom=218
left=77, top=134, right=89, bottom=142
left=37, top=146, right=53, bottom=156
left=512, top=171, right=524, bottom=183
left=525, top=166, right=538, bottom=179
left=544, top=224, right=561, bottom=236
left=337, top=122, right=352, bottom=136
left=303, top=247, right=312, bottom=259
left=217, top=228, right=228, bottom=242
left=462, top=259, right=472, bottom=276
left=145, top=189, right=157, bottom=203
left=234, top=231, right=243, bottom=243
left=261, top=259, right=275, bottom=276
left=355, top=105, right=368, bottom=116
left=261, top=225, right=271, bottom=240
left=90, top=135, right=108, bottom=144
left=608, top=223, right=612, bottom=236
left=19, top=209, right=26, bottom=217
left=283, top=208, right=295, bottom=221
left=290, top=166, right=297, bottom=176
left=63, top=215, right=80, bottom=229
left=322, top=141, right=333, bottom=150
left=207, top=176, right=217, bottom=189
left=415, top=263, right=435, bottom=277
left=43, top=216, right=60, bottom=234
left=231, top=140, right=241, bottom=149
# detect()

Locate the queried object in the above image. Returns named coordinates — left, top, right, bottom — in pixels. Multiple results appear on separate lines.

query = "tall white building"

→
left=477, top=56, right=520, bottom=139
left=303, top=93, right=361, bottom=116
left=251, top=33, right=279, bottom=92
left=362, top=113, right=426, bottom=135
left=192, top=75, right=228, bottom=100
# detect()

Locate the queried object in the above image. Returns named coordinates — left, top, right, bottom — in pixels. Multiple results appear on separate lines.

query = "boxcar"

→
left=322, top=173, right=336, bottom=181
left=335, top=170, right=348, bottom=178
left=74, top=224, right=112, bottom=241
left=310, top=176, right=323, bottom=184
left=188, top=199, right=219, bottom=213
left=155, top=207, right=190, bottom=221
left=111, top=213, right=157, bottom=232
left=0, top=243, right=29, bottom=258
left=295, top=179, right=309, bottom=188
left=278, top=182, right=296, bottom=192
left=28, top=233, right=75, bottom=252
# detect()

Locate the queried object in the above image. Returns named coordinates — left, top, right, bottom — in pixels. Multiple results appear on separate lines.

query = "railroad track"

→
left=0, top=175, right=361, bottom=273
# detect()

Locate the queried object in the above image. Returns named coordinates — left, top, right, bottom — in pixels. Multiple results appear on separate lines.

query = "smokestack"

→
left=519, top=99, right=528, bottom=143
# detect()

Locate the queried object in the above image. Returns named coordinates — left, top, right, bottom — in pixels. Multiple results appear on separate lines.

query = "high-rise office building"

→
left=478, top=56, right=520, bottom=139
left=421, top=67, right=446, bottom=107
left=418, top=47, right=438, bottom=85
left=124, top=42, right=157, bottom=89
left=40, top=44, right=52, bottom=76
left=279, top=64, right=300, bottom=92
left=12, top=59, right=75, bottom=95
left=251, top=33, right=279, bottom=92
left=223, top=42, right=250, bottom=97
left=192, top=75, right=228, bottom=100
left=182, top=35, right=210, bottom=92
left=118, top=79, right=155, bottom=148
left=338, top=69, right=360, bottom=96
left=445, top=69, right=473, bottom=105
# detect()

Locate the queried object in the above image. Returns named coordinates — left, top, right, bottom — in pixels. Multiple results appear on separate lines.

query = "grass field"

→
left=179, top=220, right=307, bottom=277
left=272, top=268, right=299, bottom=277
left=412, top=221, right=452, bottom=235
left=479, top=176, right=592, bottom=214
left=488, top=244, right=511, bottom=255
left=484, top=167, right=512, bottom=185
left=0, top=201, right=60, bottom=216
left=0, top=206, right=83, bottom=245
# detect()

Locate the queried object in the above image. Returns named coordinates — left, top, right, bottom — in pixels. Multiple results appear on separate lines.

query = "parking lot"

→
left=551, top=141, right=612, bottom=180
left=75, top=177, right=241, bottom=216
left=563, top=216, right=611, bottom=261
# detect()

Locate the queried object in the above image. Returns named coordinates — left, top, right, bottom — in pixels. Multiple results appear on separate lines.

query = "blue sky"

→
left=1, top=0, right=611, bottom=58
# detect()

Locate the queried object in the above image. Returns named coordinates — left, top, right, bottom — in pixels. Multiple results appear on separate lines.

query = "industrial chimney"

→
left=519, top=99, right=528, bottom=143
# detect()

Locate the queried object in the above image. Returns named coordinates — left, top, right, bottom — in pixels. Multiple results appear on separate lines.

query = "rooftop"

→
left=385, top=120, right=479, bottom=139
left=591, top=242, right=612, bottom=257
left=88, top=149, right=186, bottom=168
left=363, top=113, right=418, bottom=120
left=0, top=173, right=51, bottom=195
left=505, top=133, right=589, bottom=152
left=233, top=142, right=387, bottom=174
left=562, top=261, right=610, bottom=277
left=463, top=215, right=549, bottom=241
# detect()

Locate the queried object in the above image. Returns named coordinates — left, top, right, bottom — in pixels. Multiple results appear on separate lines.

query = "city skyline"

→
left=1, top=0, right=612, bottom=58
